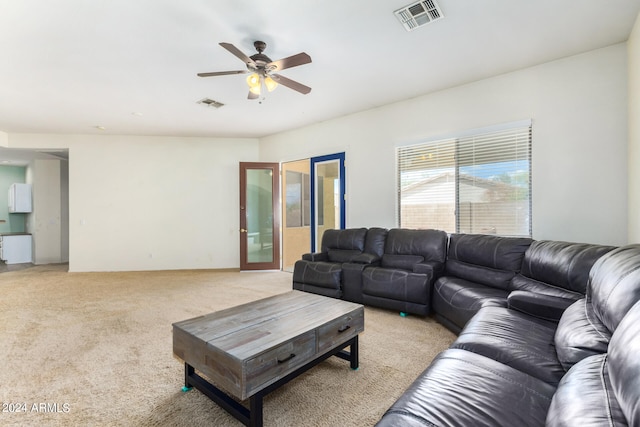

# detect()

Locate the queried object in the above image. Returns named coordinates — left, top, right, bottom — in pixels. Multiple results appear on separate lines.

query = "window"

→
left=397, top=122, right=532, bottom=236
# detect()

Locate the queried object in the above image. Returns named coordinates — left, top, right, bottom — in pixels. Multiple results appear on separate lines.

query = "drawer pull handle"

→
left=277, top=353, right=296, bottom=364
left=338, top=325, right=351, bottom=333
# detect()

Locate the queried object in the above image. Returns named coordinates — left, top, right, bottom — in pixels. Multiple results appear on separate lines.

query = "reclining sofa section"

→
left=376, top=244, right=640, bottom=427
left=348, top=228, right=448, bottom=315
left=292, top=227, right=385, bottom=299
left=432, top=233, right=533, bottom=332
left=432, top=236, right=615, bottom=333
left=294, top=228, right=447, bottom=315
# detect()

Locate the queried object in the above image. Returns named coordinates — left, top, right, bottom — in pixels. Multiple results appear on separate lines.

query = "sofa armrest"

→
left=507, top=290, right=576, bottom=322
left=413, top=261, right=444, bottom=280
left=350, top=253, right=381, bottom=265
left=302, top=252, right=328, bottom=262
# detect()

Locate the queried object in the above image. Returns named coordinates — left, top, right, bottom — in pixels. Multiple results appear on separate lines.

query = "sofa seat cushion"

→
left=554, top=298, right=611, bottom=371
left=292, top=260, right=342, bottom=289
left=376, top=348, right=556, bottom=427
left=361, top=267, right=428, bottom=302
left=546, top=354, right=625, bottom=427
left=451, top=306, right=565, bottom=385
left=432, top=276, right=509, bottom=330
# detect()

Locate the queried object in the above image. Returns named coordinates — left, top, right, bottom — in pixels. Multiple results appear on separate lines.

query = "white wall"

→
left=629, top=12, right=640, bottom=243
left=9, top=134, right=259, bottom=271
left=5, top=42, right=632, bottom=272
left=260, top=44, right=629, bottom=246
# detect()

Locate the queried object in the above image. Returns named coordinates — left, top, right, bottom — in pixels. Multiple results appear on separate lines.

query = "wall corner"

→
left=628, top=11, right=640, bottom=243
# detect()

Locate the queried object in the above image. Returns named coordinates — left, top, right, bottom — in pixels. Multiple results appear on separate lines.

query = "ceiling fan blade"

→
left=271, top=74, right=311, bottom=95
left=248, top=91, right=259, bottom=100
left=197, top=70, right=248, bottom=77
left=219, top=42, right=256, bottom=67
left=268, top=52, right=312, bottom=72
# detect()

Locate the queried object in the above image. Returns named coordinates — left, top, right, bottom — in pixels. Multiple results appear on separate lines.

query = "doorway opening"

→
left=281, top=159, right=311, bottom=272
left=280, top=153, right=346, bottom=272
left=310, top=153, right=345, bottom=252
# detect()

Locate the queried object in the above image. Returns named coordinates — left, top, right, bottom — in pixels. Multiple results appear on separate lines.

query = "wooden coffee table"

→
left=172, top=290, right=364, bottom=427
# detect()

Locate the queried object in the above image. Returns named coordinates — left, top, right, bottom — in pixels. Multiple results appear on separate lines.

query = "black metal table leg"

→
left=249, top=395, right=263, bottom=427
left=334, top=336, right=359, bottom=369
left=184, top=363, right=194, bottom=391
left=184, top=364, right=252, bottom=425
left=350, top=336, right=359, bottom=370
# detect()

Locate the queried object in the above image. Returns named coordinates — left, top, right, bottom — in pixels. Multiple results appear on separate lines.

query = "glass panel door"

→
left=240, top=162, right=280, bottom=270
left=311, top=153, right=345, bottom=251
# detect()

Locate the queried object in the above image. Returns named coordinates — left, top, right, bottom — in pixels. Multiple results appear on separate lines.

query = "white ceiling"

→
left=0, top=0, right=639, bottom=142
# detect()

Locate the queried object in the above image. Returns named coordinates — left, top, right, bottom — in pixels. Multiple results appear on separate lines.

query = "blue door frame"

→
left=310, top=152, right=346, bottom=251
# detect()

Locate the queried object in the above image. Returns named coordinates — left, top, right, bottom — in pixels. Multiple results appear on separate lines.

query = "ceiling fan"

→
left=198, top=41, right=312, bottom=99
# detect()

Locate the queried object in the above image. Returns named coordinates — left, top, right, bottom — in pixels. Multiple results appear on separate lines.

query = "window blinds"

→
left=398, top=124, right=532, bottom=236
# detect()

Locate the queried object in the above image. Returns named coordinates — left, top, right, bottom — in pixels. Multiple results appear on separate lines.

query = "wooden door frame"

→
left=239, top=162, right=281, bottom=270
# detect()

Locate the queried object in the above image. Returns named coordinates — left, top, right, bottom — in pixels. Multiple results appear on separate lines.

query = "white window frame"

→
left=396, top=120, right=532, bottom=237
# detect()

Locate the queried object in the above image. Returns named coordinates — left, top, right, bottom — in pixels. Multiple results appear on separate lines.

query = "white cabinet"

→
left=0, top=234, right=33, bottom=264
left=8, top=183, right=32, bottom=213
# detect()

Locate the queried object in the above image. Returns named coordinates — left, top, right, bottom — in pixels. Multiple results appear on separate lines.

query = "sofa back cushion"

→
left=381, top=254, right=425, bottom=270
left=381, top=229, right=447, bottom=270
left=554, top=244, right=640, bottom=371
left=589, top=244, right=640, bottom=333
left=608, top=300, right=640, bottom=426
left=445, top=234, right=532, bottom=290
left=327, top=249, right=363, bottom=263
left=554, top=298, right=611, bottom=371
left=364, top=227, right=388, bottom=259
left=546, top=353, right=624, bottom=427
left=510, top=240, right=615, bottom=298
left=321, top=228, right=367, bottom=262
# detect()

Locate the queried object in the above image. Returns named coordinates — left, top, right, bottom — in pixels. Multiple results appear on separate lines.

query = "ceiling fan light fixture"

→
left=264, top=76, right=278, bottom=92
left=246, top=73, right=261, bottom=94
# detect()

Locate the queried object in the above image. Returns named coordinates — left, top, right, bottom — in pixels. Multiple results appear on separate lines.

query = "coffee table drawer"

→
left=245, top=330, right=316, bottom=395
left=317, top=307, right=364, bottom=353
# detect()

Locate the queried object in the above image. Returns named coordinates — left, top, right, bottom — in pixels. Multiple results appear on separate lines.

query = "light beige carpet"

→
left=0, top=265, right=455, bottom=426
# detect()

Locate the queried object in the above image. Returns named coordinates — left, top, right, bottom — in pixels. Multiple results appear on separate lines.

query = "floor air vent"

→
left=395, top=0, right=444, bottom=32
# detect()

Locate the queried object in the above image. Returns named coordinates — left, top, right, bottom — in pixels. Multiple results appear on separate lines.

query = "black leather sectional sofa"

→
left=292, top=228, right=640, bottom=426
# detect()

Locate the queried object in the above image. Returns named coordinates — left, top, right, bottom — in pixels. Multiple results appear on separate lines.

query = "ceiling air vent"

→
left=395, top=0, right=444, bottom=32
left=197, top=98, right=225, bottom=109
